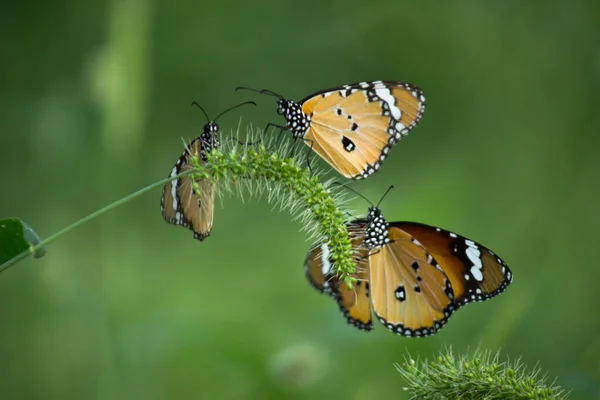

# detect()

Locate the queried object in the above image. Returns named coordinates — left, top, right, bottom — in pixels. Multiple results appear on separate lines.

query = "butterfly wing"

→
left=369, top=226, right=455, bottom=337
left=161, top=138, right=216, bottom=241
left=395, top=222, right=512, bottom=307
left=304, top=223, right=373, bottom=330
left=300, top=81, right=425, bottom=179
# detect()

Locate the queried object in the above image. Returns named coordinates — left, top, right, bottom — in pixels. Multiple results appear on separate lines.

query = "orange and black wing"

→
left=160, top=138, right=216, bottom=241
left=304, top=223, right=372, bottom=330
left=395, top=222, right=512, bottom=308
left=368, top=226, right=456, bottom=337
left=300, top=81, right=425, bottom=179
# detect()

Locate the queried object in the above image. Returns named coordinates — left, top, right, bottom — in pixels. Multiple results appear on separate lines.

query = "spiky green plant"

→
left=1, top=125, right=359, bottom=286
left=397, top=348, right=568, bottom=400
left=184, top=125, right=358, bottom=284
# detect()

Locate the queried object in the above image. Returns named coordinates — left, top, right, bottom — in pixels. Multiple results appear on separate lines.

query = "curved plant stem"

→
left=0, top=174, right=187, bottom=273
left=202, top=145, right=356, bottom=285
left=1, top=138, right=357, bottom=285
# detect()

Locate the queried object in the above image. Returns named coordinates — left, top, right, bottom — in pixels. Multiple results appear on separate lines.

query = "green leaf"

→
left=0, top=218, right=46, bottom=266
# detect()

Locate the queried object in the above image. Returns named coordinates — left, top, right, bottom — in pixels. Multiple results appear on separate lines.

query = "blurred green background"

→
left=1, top=0, right=599, bottom=398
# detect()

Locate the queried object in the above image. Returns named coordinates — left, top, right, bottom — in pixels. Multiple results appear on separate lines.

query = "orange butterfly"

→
left=160, top=101, right=255, bottom=240
left=236, top=80, right=426, bottom=179
left=305, top=206, right=512, bottom=336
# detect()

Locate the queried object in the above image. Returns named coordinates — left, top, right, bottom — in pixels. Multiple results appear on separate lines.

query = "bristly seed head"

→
left=194, top=124, right=357, bottom=284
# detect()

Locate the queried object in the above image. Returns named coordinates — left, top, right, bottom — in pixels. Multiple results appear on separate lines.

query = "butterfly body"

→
left=160, top=101, right=256, bottom=241
left=305, top=207, right=513, bottom=337
left=160, top=125, right=218, bottom=241
left=200, top=122, right=220, bottom=156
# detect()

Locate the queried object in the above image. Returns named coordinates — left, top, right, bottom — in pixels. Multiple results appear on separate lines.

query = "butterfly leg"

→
left=364, top=249, right=381, bottom=259
left=234, top=124, right=278, bottom=146
left=223, top=127, right=265, bottom=147
left=300, top=139, right=316, bottom=176
left=221, top=122, right=286, bottom=148
left=284, top=138, right=295, bottom=158
left=263, top=122, right=286, bottom=136
left=263, top=122, right=289, bottom=151
left=223, top=137, right=259, bottom=147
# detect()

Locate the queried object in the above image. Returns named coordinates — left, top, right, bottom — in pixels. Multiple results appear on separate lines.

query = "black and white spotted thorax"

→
left=277, top=99, right=311, bottom=138
left=199, top=122, right=220, bottom=161
left=364, top=207, right=390, bottom=249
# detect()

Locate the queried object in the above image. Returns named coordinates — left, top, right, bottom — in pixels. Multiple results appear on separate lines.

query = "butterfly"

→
left=304, top=205, right=513, bottom=337
left=236, top=80, right=426, bottom=180
left=160, top=101, right=255, bottom=241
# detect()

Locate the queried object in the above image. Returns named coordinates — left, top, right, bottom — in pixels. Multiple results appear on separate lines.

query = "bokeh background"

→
left=1, top=0, right=599, bottom=398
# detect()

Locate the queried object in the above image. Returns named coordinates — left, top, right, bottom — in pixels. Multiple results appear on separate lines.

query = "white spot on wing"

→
left=466, top=247, right=483, bottom=269
left=470, top=266, right=484, bottom=282
left=375, top=88, right=401, bottom=120
left=320, top=243, right=332, bottom=275
left=171, top=178, right=179, bottom=210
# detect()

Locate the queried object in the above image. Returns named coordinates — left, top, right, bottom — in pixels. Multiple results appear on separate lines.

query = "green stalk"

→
left=0, top=173, right=188, bottom=273
left=202, top=145, right=356, bottom=285
left=1, top=134, right=358, bottom=285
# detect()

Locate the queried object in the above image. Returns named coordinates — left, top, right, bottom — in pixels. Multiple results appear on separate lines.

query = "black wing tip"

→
left=456, top=278, right=513, bottom=308
left=193, top=231, right=211, bottom=241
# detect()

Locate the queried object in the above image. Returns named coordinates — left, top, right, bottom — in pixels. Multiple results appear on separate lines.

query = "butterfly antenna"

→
left=260, top=89, right=284, bottom=98
left=235, top=86, right=284, bottom=99
left=214, top=101, right=257, bottom=122
left=376, top=185, right=395, bottom=208
left=332, top=182, right=374, bottom=207
left=191, top=101, right=210, bottom=122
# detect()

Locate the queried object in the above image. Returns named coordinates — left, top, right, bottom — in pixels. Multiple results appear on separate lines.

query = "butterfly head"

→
left=199, top=122, right=220, bottom=160
left=277, top=99, right=311, bottom=138
left=203, top=121, right=219, bottom=134
left=364, top=207, right=390, bottom=249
